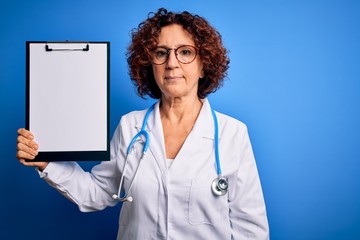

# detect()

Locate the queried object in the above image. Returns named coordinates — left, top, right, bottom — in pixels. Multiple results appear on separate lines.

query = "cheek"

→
left=152, top=65, right=163, bottom=81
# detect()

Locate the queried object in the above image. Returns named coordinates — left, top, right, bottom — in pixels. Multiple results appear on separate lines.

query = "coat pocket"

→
left=188, top=177, right=229, bottom=225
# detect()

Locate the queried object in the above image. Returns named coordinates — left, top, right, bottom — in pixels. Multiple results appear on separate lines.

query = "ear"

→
left=200, top=69, right=205, bottom=79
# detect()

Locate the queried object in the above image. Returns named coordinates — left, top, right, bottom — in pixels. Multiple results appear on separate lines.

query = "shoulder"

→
left=213, top=110, right=251, bottom=146
left=215, top=110, right=248, bottom=132
left=120, top=109, right=147, bottom=126
left=112, top=107, right=149, bottom=139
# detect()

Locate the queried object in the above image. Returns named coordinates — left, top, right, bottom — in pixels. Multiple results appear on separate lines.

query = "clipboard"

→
left=26, top=41, right=110, bottom=161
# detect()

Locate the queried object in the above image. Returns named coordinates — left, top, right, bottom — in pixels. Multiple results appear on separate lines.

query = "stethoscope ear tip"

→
left=112, top=194, right=133, bottom=202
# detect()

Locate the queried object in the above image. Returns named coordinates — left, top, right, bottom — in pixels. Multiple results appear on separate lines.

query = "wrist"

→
left=37, top=162, right=49, bottom=172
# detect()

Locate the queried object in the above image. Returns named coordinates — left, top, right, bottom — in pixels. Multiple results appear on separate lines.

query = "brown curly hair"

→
left=127, top=8, right=230, bottom=99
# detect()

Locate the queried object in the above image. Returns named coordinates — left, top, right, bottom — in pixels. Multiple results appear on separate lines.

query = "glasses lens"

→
left=176, top=46, right=197, bottom=64
left=151, top=45, right=198, bottom=65
left=152, top=47, right=168, bottom=65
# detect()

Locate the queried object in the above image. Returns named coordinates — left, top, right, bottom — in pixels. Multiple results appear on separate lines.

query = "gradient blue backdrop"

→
left=1, top=0, right=359, bottom=239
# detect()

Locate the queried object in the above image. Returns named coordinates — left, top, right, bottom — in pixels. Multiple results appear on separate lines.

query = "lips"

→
left=164, top=76, right=182, bottom=80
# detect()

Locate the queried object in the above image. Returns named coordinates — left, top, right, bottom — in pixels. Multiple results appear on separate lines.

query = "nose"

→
left=166, top=49, right=179, bottom=68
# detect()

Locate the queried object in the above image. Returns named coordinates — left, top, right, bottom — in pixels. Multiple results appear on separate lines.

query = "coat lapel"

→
left=138, top=99, right=216, bottom=180
left=143, top=101, right=168, bottom=176
left=167, top=99, right=216, bottom=178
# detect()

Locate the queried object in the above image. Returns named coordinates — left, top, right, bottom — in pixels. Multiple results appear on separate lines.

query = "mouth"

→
left=164, top=76, right=182, bottom=80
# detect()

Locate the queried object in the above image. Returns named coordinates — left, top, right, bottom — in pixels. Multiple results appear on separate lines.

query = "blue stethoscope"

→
left=112, top=103, right=228, bottom=202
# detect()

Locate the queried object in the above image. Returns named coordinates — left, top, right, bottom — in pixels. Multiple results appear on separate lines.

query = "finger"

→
left=16, top=148, right=37, bottom=161
left=17, top=128, right=34, bottom=140
left=19, top=158, right=33, bottom=167
left=17, top=137, right=38, bottom=153
left=18, top=158, right=39, bottom=167
left=16, top=140, right=38, bottom=158
left=17, top=135, right=38, bottom=150
left=19, top=158, right=49, bottom=170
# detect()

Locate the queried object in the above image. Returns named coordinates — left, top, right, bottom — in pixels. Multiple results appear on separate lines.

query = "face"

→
left=152, top=24, right=204, bottom=100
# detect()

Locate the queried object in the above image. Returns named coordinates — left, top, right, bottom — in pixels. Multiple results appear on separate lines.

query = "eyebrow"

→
left=156, top=44, right=191, bottom=48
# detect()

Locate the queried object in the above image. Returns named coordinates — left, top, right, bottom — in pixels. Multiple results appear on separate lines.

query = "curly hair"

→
left=127, top=8, right=230, bottom=99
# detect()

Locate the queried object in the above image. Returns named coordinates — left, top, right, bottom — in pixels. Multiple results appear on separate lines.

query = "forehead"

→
left=157, top=24, right=195, bottom=46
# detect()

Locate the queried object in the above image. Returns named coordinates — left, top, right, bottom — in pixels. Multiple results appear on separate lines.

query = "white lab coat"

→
left=39, top=99, right=269, bottom=239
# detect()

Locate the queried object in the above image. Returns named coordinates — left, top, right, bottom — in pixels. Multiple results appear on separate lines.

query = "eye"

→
left=154, top=48, right=168, bottom=58
left=178, top=47, right=194, bottom=56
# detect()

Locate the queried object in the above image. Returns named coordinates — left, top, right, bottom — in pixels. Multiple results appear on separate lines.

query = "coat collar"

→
left=136, top=98, right=215, bottom=140
left=134, top=98, right=216, bottom=176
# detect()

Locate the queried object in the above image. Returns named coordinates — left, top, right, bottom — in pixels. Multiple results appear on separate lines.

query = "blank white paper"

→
left=29, top=42, right=108, bottom=152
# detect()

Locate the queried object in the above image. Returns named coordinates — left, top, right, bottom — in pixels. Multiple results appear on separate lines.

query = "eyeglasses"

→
left=151, top=45, right=198, bottom=65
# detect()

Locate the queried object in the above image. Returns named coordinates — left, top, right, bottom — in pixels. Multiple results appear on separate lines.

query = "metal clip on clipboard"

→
left=45, top=41, right=90, bottom=52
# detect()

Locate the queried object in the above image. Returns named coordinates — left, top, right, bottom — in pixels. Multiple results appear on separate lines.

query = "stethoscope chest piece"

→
left=211, top=176, right=228, bottom=196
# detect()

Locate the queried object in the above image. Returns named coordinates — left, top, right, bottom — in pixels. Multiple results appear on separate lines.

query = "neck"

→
left=159, top=95, right=204, bottom=159
left=159, top=96, right=203, bottom=123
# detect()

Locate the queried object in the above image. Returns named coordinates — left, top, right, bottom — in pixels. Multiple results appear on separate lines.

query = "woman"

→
left=16, top=8, right=269, bottom=239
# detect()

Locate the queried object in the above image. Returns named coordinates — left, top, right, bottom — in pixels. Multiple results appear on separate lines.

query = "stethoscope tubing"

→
left=113, top=104, right=155, bottom=202
left=211, top=108, right=222, bottom=176
left=127, top=104, right=155, bottom=154
left=113, top=102, right=227, bottom=201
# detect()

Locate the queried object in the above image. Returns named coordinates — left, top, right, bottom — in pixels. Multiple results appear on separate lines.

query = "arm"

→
left=228, top=127, right=269, bottom=239
left=39, top=159, right=120, bottom=212
left=16, top=127, right=122, bottom=212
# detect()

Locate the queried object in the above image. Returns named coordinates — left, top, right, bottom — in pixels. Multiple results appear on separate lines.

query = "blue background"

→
left=1, top=0, right=359, bottom=239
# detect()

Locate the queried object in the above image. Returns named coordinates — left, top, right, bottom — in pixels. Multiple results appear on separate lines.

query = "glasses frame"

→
left=151, top=45, right=199, bottom=65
